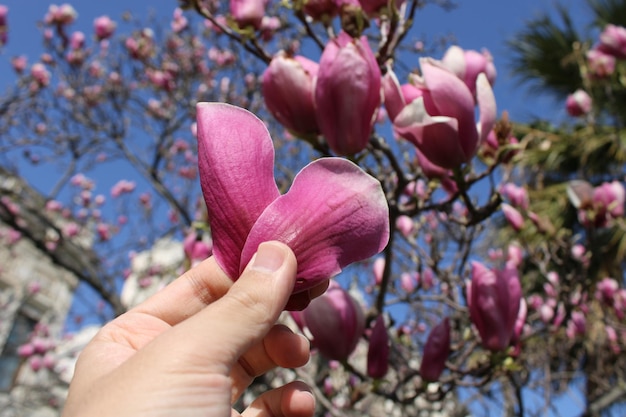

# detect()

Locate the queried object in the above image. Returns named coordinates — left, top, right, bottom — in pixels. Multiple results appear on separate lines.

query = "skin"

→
left=62, top=241, right=328, bottom=417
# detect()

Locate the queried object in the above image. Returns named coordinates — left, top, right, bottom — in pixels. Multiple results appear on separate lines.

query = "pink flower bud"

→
left=596, top=277, right=619, bottom=304
left=230, top=0, right=268, bottom=29
left=502, top=203, right=524, bottom=232
left=315, top=32, right=381, bottom=155
left=262, top=52, right=319, bottom=137
left=565, top=89, right=592, bottom=117
left=395, top=215, right=414, bottom=237
left=303, top=0, right=340, bottom=21
left=0, top=5, right=8, bottom=46
left=586, top=48, right=615, bottom=78
left=598, top=24, right=626, bottom=59
left=94, top=15, right=116, bottom=40
left=372, top=256, right=385, bottom=285
left=183, top=229, right=213, bottom=265
left=29, top=356, right=43, bottom=372
left=367, top=315, right=390, bottom=378
left=441, top=45, right=497, bottom=97
left=400, top=272, right=417, bottom=292
left=302, top=283, right=365, bottom=361
left=420, top=318, right=450, bottom=382
left=500, top=183, right=529, bottom=210
left=17, top=343, right=35, bottom=357
left=11, top=55, right=27, bottom=73
left=468, top=262, right=521, bottom=351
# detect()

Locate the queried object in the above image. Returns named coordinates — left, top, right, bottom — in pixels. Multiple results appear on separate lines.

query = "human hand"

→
left=62, top=241, right=326, bottom=417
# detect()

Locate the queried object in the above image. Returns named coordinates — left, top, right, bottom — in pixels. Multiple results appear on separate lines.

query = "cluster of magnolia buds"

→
left=17, top=324, right=57, bottom=372
left=263, top=35, right=497, bottom=169
left=567, top=179, right=625, bottom=228
left=566, top=23, right=626, bottom=117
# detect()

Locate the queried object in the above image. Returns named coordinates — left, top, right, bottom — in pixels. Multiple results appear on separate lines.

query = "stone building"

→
left=0, top=168, right=82, bottom=416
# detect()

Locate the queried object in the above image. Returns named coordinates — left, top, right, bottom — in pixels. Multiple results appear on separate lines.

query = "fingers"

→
left=231, top=324, right=310, bottom=401
left=149, top=241, right=299, bottom=375
left=239, top=381, right=315, bottom=417
left=130, top=256, right=234, bottom=326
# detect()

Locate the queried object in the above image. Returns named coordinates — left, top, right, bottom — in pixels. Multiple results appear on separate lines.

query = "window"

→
left=0, top=313, right=36, bottom=391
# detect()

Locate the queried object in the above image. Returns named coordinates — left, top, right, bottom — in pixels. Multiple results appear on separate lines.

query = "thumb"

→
left=165, top=241, right=298, bottom=375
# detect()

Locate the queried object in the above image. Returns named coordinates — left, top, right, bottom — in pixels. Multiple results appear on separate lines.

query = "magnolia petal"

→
left=395, top=98, right=466, bottom=169
left=420, top=58, right=478, bottom=160
left=241, top=157, right=389, bottom=292
left=476, top=72, right=497, bottom=146
left=382, top=66, right=405, bottom=122
left=196, top=102, right=280, bottom=279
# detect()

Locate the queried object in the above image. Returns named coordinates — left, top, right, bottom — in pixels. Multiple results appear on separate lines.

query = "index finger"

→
left=130, top=256, right=233, bottom=326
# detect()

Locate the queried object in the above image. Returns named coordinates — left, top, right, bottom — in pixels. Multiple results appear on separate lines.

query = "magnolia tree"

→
left=1, top=0, right=626, bottom=416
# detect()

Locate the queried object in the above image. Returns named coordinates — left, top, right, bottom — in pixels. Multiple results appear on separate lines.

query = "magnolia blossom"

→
left=44, top=3, right=77, bottom=26
left=565, top=89, right=592, bottom=117
left=94, top=15, right=116, bottom=40
left=197, top=103, right=389, bottom=293
left=301, top=283, right=365, bottom=360
left=420, top=317, right=450, bottom=382
left=262, top=52, right=320, bottom=137
left=315, top=32, right=382, bottom=155
left=586, top=48, right=616, bottom=78
left=597, top=24, right=626, bottom=59
left=468, top=262, right=522, bottom=351
left=302, top=0, right=340, bottom=20
left=441, top=45, right=496, bottom=97
left=0, top=5, right=7, bottom=46
left=502, top=203, right=524, bottom=232
left=230, top=0, right=268, bottom=29
left=367, top=315, right=390, bottom=378
left=386, top=59, right=496, bottom=169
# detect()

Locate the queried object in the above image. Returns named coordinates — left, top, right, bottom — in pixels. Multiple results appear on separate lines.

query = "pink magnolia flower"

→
left=31, top=63, right=51, bottom=87
left=44, top=4, right=77, bottom=26
left=500, top=183, right=529, bottom=210
left=183, top=229, right=213, bottom=265
left=303, top=0, right=340, bottom=21
left=586, top=48, right=615, bottom=78
left=11, top=56, right=27, bottom=73
left=372, top=256, right=385, bottom=285
left=0, top=5, right=7, bottom=46
left=420, top=317, right=450, bottom=382
left=111, top=179, right=136, bottom=197
left=262, top=52, right=320, bottom=137
left=197, top=103, right=389, bottom=293
left=502, top=203, right=524, bottom=232
left=302, top=283, right=365, bottom=360
left=94, top=15, right=116, bottom=40
left=597, top=24, right=626, bottom=59
left=390, top=59, right=496, bottom=169
left=468, top=262, right=521, bottom=351
left=441, top=45, right=497, bottom=97
left=315, top=32, right=382, bottom=155
left=359, top=0, right=389, bottom=15
left=230, top=0, right=268, bottom=29
left=565, top=89, right=592, bottom=117
left=367, top=315, right=390, bottom=378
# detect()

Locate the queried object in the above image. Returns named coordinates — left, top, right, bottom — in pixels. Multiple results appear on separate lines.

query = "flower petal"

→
left=196, top=102, right=280, bottom=279
left=476, top=72, right=497, bottom=145
left=241, top=157, right=389, bottom=292
left=394, top=97, right=467, bottom=169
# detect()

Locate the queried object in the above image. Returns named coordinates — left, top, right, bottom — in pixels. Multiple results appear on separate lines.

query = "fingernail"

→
left=251, top=242, right=286, bottom=273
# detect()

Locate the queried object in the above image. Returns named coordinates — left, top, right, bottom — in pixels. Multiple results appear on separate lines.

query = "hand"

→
left=62, top=241, right=326, bottom=417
